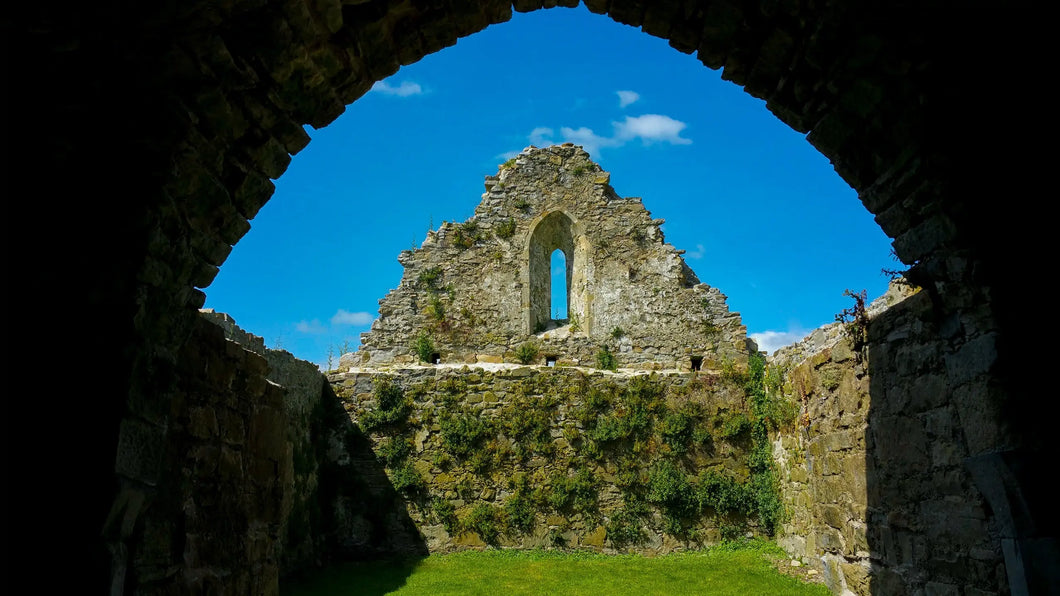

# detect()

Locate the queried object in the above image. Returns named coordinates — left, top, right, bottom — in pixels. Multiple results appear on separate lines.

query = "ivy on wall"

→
left=345, top=361, right=796, bottom=549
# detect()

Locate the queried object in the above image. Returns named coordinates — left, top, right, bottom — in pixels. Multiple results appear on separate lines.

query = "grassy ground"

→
left=282, top=541, right=830, bottom=596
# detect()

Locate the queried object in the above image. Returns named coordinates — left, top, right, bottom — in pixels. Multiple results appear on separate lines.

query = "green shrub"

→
left=548, top=469, right=598, bottom=514
left=426, top=295, right=446, bottom=321
left=377, top=437, right=411, bottom=466
left=610, top=326, right=625, bottom=339
left=647, top=460, right=692, bottom=512
left=595, top=346, right=617, bottom=371
left=647, top=460, right=701, bottom=536
left=433, top=498, right=459, bottom=535
left=431, top=451, right=452, bottom=470
left=389, top=462, right=425, bottom=495
left=696, top=469, right=753, bottom=517
left=605, top=507, right=644, bottom=547
left=719, top=412, right=751, bottom=439
left=504, top=476, right=537, bottom=534
left=440, top=413, right=491, bottom=458
left=412, top=330, right=435, bottom=363
left=500, top=399, right=553, bottom=455
left=515, top=341, right=539, bottom=365
left=418, top=266, right=442, bottom=288
left=659, top=410, right=693, bottom=453
left=453, top=221, right=482, bottom=249
left=464, top=503, right=502, bottom=545
left=496, top=218, right=517, bottom=239
left=360, top=377, right=409, bottom=431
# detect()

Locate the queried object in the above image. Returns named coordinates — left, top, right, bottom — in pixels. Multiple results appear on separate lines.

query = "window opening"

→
left=690, top=356, right=703, bottom=372
left=430, top=352, right=441, bottom=365
left=546, top=356, right=558, bottom=367
left=551, top=249, right=568, bottom=320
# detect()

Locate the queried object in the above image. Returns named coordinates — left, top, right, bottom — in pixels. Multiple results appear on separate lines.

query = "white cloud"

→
left=559, top=126, right=619, bottom=158
left=687, top=244, right=705, bottom=260
left=749, top=327, right=811, bottom=355
left=522, top=113, right=691, bottom=159
left=616, top=90, right=640, bottom=108
left=614, top=114, right=692, bottom=145
left=295, top=319, right=327, bottom=334
left=331, top=309, right=374, bottom=326
left=370, top=80, right=423, bottom=97
left=496, top=149, right=522, bottom=160
left=529, top=127, right=555, bottom=147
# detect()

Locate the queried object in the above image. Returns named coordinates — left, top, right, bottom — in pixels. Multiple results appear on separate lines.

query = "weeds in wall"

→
left=514, top=341, right=539, bottom=365
left=432, top=498, right=459, bottom=535
left=595, top=345, right=617, bottom=371
left=453, top=221, right=483, bottom=249
left=411, top=330, right=436, bottom=363
left=360, top=377, right=411, bottom=431
left=440, top=411, right=492, bottom=459
left=504, top=475, right=537, bottom=534
left=389, top=462, right=426, bottom=496
left=496, top=218, right=517, bottom=240
left=345, top=364, right=795, bottom=551
left=463, top=503, right=503, bottom=545
left=835, top=288, right=868, bottom=350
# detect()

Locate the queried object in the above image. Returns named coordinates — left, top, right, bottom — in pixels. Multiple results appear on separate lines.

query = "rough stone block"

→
left=115, top=418, right=167, bottom=484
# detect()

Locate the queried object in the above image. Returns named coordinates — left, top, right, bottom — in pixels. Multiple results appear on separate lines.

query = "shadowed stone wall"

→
left=771, top=285, right=1012, bottom=595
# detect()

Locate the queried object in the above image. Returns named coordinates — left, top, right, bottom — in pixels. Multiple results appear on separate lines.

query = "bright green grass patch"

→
left=282, top=541, right=828, bottom=596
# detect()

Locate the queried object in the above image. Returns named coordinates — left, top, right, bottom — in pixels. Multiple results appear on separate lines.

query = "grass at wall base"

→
left=281, top=539, right=828, bottom=596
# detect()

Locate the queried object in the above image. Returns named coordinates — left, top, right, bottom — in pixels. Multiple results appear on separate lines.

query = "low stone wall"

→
left=329, top=364, right=767, bottom=553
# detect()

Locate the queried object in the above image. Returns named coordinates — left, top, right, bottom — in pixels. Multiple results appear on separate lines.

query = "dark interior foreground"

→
left=10, top=1, right=1055, bottom=594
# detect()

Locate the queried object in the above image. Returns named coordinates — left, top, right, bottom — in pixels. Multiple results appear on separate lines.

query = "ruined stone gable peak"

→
left=357, top=143, right=750, bottom=371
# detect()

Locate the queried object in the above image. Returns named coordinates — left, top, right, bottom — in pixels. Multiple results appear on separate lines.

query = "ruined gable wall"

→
left=356, top=145, right=747, bottom=371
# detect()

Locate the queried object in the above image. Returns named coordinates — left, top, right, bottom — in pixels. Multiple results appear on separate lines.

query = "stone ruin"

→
left=350, top=144, right=751, bottom=372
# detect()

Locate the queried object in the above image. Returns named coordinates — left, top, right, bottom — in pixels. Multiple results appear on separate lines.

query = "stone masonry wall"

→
left=200, top=311, right=428, bottom=567
left=118, top=314, right=291, bottom=595
left=329, top=364, right=767, bottom=554
left=200, top=310, right=330, bottom=574
left=770, top=284, right=1008, bottom=595
left=355, top=145, right=748, bottom=372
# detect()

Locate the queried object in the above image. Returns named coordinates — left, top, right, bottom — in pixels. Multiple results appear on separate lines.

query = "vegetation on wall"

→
left=412, top=331, right=436, bottom=363
left=495, top=218, right=517, bottom=240
left=595, top=346, right=616, bottom=371
left=835, top=288, right=868, bottom=350
left=514, top=341, right=539, bottom=365
left=360, top=376, right=411, bottom=431
left=453, top=221, right=484, bottom=249
left=342, top=362, right=797, bottom=549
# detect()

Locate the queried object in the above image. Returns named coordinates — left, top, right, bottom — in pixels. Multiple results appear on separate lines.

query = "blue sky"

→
left=202, top=4, right=894, bottom=369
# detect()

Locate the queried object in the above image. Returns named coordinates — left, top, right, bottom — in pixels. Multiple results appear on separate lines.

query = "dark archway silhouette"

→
left=14, top=1, right=1051, bottom=594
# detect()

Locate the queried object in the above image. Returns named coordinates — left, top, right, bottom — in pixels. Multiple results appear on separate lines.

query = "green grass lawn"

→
left=282, top=542, right=830, bottom=596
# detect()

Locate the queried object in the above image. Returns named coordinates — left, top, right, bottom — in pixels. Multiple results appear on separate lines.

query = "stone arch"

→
left=523, top=210, right=590, bottom=334
left=17, top=1, right=1047, bottom=594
